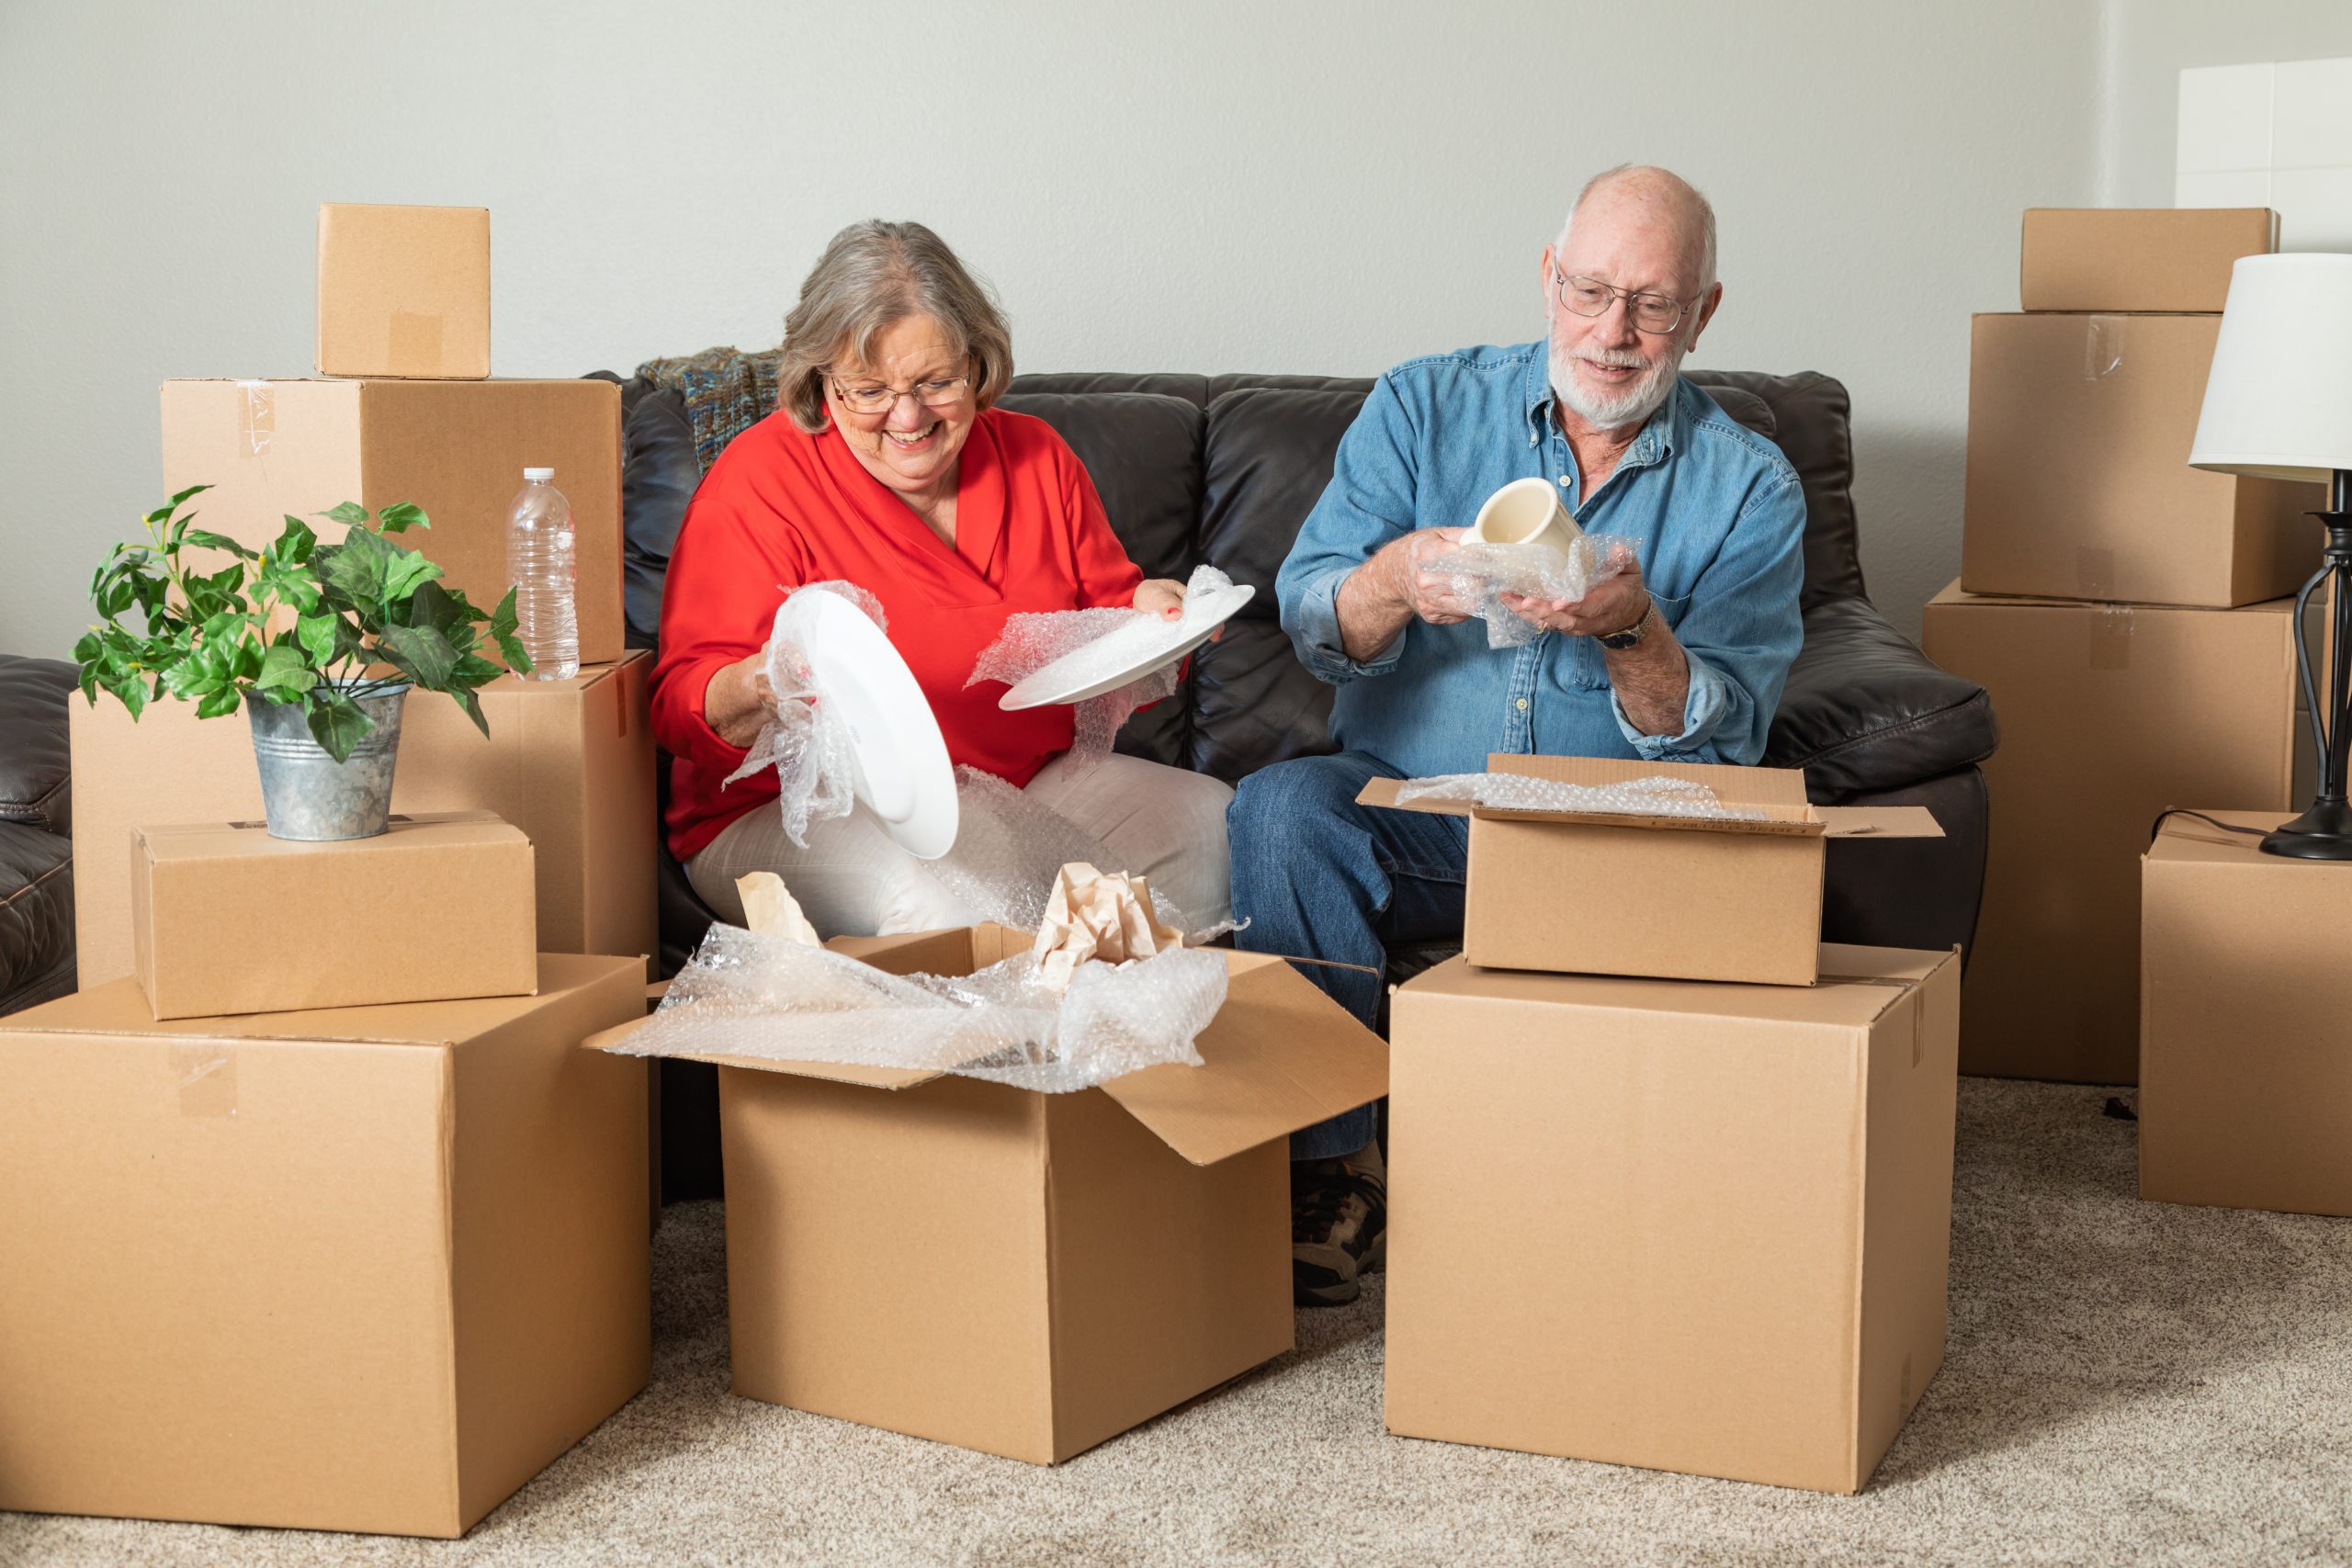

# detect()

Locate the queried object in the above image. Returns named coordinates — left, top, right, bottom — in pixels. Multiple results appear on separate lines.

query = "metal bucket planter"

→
left=245, top=682, right=412, bottom=840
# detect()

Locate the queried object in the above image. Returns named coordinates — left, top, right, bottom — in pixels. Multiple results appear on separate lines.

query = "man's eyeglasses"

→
left=1553, top=271, right=1693, bottom=336
left=828, top=374, right=973, bottom=416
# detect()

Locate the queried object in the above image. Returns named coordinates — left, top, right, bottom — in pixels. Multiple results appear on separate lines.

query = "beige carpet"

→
left=8, top=1079, right=2352, bottom=1567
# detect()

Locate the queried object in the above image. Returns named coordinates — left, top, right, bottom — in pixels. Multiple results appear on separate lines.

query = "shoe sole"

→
left=1293, top=1228, right=1386, bottom=1308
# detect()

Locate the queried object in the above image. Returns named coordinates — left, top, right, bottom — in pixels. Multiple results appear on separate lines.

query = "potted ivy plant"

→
left=75, top=484, right=530, bottom=840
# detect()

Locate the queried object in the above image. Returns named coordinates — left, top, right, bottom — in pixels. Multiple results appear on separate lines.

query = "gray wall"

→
left=0, top=0, right=2310, bottom=660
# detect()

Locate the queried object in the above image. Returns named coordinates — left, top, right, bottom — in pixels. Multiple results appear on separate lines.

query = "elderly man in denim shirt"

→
left=1233, top=165, right=1805, bottom=1305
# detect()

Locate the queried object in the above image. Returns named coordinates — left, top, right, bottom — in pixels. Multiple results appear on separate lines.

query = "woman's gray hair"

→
left=776, top=220, right=1015, bottom=433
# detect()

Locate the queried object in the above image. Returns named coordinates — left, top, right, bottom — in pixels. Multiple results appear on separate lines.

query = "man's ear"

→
left=1538, top=244, right=1557, bottom=299
left=1687, top=283, right=1725, bottom=350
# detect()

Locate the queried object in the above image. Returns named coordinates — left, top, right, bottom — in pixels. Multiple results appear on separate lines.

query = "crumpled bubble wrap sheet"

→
left=605, top=922, right=1229, bottom=1093
left=924, top=766, right=1191, bottom=934
left=1424, top=536, right=1640, bottom=649
left=1393, top=771, right=1768, bottom=821
left=722, top=581, right=888, bottom=848
left=966, top=564, right=1236, bottom=768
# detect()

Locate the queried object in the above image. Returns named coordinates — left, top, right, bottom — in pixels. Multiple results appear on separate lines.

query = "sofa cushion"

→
left=0, top=821, right=73, bottom=1016
left=0, top=656, right=74, bottom=839
left=1765, top=596, right=1998, bottom=799
left=1690, top=369, right=1863, bottom=611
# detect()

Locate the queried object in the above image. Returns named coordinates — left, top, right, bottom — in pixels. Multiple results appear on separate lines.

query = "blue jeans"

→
left=1227, top=750, right=1469, bottom=1160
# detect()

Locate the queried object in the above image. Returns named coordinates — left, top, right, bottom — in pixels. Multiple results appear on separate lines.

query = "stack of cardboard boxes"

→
left=1923, top=208, right=2324, bottom=1085
left=0, top=206, right=662, bottom=1537
left=1360, top=756, right=1964, bottom=1495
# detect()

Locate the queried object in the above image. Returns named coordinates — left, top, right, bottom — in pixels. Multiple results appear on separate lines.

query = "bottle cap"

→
left=523, top=467, right=555, bottom=482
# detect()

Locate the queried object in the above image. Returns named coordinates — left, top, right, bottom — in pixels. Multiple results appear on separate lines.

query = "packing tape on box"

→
left=2075, top=547, right=2117, bottom=599
left=2082, top=315, right=2126, bottom=380
left=170, top=1044, right=237, bottom=1118
left=388, top=310, right=446, bottom=376
left=2088, top=604, right=2134, bottom=671
left=237, top=379, right=275, bottom=457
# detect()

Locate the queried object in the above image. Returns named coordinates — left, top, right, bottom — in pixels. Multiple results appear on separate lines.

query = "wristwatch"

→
left=1595, top=595, right=1657, bottom=650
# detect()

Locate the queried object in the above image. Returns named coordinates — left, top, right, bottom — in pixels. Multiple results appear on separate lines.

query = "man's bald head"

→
left=1554, top=164, right=1717, bottom=296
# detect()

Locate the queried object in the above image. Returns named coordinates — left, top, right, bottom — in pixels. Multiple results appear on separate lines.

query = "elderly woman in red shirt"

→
left=651, top=220, right=1233, bottom=938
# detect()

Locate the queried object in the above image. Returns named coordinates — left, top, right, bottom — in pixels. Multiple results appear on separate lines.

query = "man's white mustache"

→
left=1574, top=349, right=1652, bottom=370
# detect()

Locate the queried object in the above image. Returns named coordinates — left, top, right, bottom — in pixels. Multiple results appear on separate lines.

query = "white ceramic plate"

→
left=998, top=583, right=1256, bottom=710
left=783, top=590, right=959, bottom=860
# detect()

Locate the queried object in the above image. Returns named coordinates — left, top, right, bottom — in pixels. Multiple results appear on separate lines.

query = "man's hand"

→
left=1385, top=527, right=1481, bottom=626
left=1499, top=558, right=1650, bottom=639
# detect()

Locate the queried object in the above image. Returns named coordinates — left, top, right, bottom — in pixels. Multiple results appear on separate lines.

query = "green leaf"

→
left=255, top=644, right=316, bottom=700
left=118, top=680, right=147, bottom=722
left=489, top=585, right=520, bottom=642
left=317, top=501, right=370, bottom=528
left=377, top=501, right=428, bottom=534
left=317, top=529, right=392, bottom=607
left=379, top=547, right=441, bottom=605
left=447, top=652, right=502, bottom=689
left=295, top=612, right=341, bottom=669
left=402, top=578, right=468, bottom=635
left=165, top=482, right=213, bottom=511
left=305, top=690, right=374, bottom=764
left=195, top=687, right=242, bottom=719
left=273, top=516, right=318, bottom=565
left=182, top=529, right=257, bottom=560
left=449, top=682, right=490, bottom=739
left=378, top=621, right=458, bottom=690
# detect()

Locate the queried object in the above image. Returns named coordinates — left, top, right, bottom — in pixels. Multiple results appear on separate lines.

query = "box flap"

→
left=1814, top=806, right=1944, bottom=840
left=576, top=1019, right=947, bottom=1089
left=1095, top=952, right=1390, bottom=1168
left=1358, top=755, right=1825, bottom=837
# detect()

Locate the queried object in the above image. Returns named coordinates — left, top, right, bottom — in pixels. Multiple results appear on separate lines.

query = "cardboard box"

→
left=1921, top=582, right=2299, bottom=1082
left=0, top=954, right=650, bottom=1537
left=73, top=653, right=654, bottom=991
left=2141, top=810, right=2352, bottom=1216
left=1356, top=755, right=1942, bottom=987
left=588, top=924, right=1389, bottom=1464
left=2020, top=207, right=2278, bottom=313
left=1962, top=312, right=2322, bottom=606
left=132, top=810, right=537, bottom=1020
left=316, top=203, right=492, bottom=379
left=160, top=376, right=622, bottom=665
left=1384, top=943, right=1961, bottom=1494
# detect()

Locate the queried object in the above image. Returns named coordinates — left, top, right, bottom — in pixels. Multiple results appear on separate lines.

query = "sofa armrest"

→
left=1763, top=597, right=1997, bottom=801
left=0, top=655, right=75, bottom=840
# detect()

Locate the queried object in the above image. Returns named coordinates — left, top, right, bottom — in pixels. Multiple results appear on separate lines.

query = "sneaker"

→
left=1292, top=1156, right=1386, bottom=1306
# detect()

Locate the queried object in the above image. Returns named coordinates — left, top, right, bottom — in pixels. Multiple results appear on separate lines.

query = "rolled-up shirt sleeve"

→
left=1278, top=373, right=1422, bottom=685
left=650, top=486, right=812, bottom=778
left=1611, top=472, right=1805, bottom=763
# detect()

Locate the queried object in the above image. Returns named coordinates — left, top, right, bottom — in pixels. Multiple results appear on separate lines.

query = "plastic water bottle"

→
left=507, top=467, right=578, bottom=681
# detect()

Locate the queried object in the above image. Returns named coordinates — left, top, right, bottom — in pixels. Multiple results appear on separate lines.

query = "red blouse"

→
left=650, top=407, right=1145, bottom=862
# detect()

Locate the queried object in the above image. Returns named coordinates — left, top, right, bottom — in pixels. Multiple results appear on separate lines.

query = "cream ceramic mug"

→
left=1472, top=475, right=1583, bottom=558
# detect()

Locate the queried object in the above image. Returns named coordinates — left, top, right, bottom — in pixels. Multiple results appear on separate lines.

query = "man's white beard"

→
left=1550, top=334, right=1687, bottom=432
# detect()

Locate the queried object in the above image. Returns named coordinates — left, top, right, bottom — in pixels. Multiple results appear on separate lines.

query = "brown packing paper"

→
left=0, top=955, right=650, bottom=1537
left=736, top=871, right=820, bottom=946
left=132, top=810, right=537, bottom=1019
left=315, top=203, right=492, bottom=379
left=1961, top=312, right=2322, bottom=606
left=1357, top=755, right=1940, bottom=987
left=1030, top=862, right=1183, bottom=992
left=2018, top=207, right=2278, bottom=314
left=2140, top=810, right=2352, bottom=1217
left=72, top=653, right=655, bottom=991
left=159, top=376, right=623, bottom=667
left=1383, top=944, right=1961, bottom=1494
left=581, top=923, right=1390, bottom=1463
left=1921, top=581, right=2298, bottom=1082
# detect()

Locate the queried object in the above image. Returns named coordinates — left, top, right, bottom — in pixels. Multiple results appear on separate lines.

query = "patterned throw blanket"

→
left=633, top=346, right=786, bottom=473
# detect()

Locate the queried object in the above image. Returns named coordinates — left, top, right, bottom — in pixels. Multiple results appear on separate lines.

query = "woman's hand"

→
left=704, top=651, right=780, bottom=750
left=1134, top=578, right=1222, bottom=640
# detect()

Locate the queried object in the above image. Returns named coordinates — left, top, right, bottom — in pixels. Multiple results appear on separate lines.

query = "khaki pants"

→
left=687, top=752, right=1235, bottom=940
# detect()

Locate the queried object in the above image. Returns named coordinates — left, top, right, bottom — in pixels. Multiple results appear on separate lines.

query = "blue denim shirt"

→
left=1277, top=341, right=1806, bottom=773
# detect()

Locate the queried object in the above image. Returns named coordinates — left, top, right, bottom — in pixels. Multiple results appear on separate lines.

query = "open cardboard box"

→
left=583, top=923, right=1389, bottom=1464
left=1359, top=755, right=1941, bottom=986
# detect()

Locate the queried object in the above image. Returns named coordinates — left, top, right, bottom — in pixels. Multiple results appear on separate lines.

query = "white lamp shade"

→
left=2189, top=254, right=2352, bottom=483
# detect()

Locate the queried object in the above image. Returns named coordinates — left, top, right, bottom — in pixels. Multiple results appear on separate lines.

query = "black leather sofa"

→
left=0, top=655, right=77, bottom=1015
left=614, top=367, right=1997, bottom=1196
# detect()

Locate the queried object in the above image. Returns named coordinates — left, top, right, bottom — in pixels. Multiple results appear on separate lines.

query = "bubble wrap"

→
left=967, top=565, right=1236, bottom=772
left=1393, top=771, right=1769, bottom=821
left=602, top=922, right=1228, bottom=1093
left=1426, top=536, right=1639, bottom=649
left=722, top=581, right=888, bottom=848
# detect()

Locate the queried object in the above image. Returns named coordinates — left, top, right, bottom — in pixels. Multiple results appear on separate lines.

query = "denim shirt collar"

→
left=1521, top=347, right=1685, bottom=474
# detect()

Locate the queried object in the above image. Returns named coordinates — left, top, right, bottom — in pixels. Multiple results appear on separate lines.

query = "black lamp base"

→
left=2261, top=798, right=2352, bottom=860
